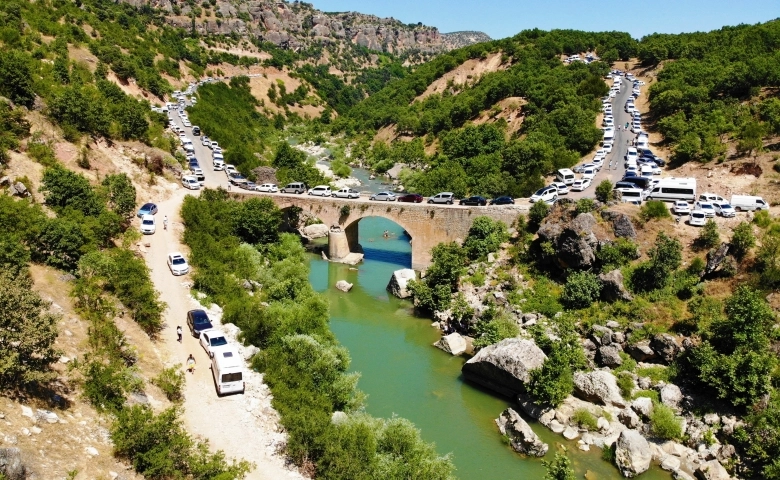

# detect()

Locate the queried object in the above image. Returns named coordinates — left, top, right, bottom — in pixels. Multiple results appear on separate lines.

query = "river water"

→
left=308, top=216, right=669, bottom=479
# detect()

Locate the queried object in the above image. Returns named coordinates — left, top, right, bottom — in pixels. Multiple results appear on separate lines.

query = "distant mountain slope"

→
left=442, top=31, right=493, bottom=50
left=120, top=0, right=486, bottom=56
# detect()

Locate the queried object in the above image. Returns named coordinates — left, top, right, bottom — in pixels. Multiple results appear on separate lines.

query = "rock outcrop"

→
left=495, top=408, right=548, bottom=457
left=0, top=448, right=27, bottom=480
left=387, top=268, right=416, bottom=299
left=615, top=429, right=652, bottom=477
left=651, top=333, right=682, bottom=364
left=434, top=332, right=467, bottom=356
left=335, top=280, right=353, bottom=292
left=573, top=370, right=627, bottom=407
left=462, top=338, right=546, bottom=397
left=695, top=459, right=731, bottom=480
left=537, top=213, right=601, bottom=269
left=599, top=269, right=633, bottom=302
left=302, top=223, right=329, bottom=239
left=602, top=210, right=637, bottom=239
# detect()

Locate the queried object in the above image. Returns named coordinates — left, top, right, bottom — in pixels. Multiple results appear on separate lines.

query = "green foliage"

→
left=152, top=366, right=185, bottom=402
left=463, top=216, right=508, bottom=261
left=637, top=366, right=671, bottom=383
left=630, top=233, right=682, bottom=292
left=730, top=221, right=755, bottom=260
left=0, top=102, right=30, bottom=163
left=571, top=409, right=598, bottom=430
left=272, top=142, right=328, bottom=187
left=575, top=198, right=596, bottom=215
left=232, top=197, right=282, bottom=245
left=0, top=270, right=60, bottom=387
left=521, top=277, right=564, bottom=318
left=595, top=179, right=613, bottom=203
left=41, top=165, right=104, bottom=216
left=596, top=238, right=639, bottom=272
left=695, top=220, right=720, bottom=250
left=650, top=404, right=682, bottom=440
left=754, top=209, right=771, bottom=228
left=101, top=173, right=137, bottom=220
left=529, top=347, right=574, bottom=407
left=633, top=389, right=660, bottom=403
left=561, top=271, right=601, bottom=309
left=111, top=405, right=251, bottom=480
left=602, top=444, right=616, bottom=464
left=616, top=372, right=634, bottom=399
left=543, top=453, right=576, bottom=480
left=640, top=200, right=671, bottom=221
left=733, top=391, right=780, bottom=479
left=686, top=286, right=777, bottom=409
left=528, top=201, right=550, bottom=230
left=472, top=310, right=519, bottom=351
left=0, top=49, right=35, bottom=107
left=408, top=242, right=466, bottom=313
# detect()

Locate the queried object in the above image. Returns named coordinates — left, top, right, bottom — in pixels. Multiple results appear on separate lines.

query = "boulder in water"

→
left=434, top=332, right=467, bottom=356
left=335, top=280, right=353, bottom=292
left=615, top=429, right=652, bottom=477
left=495, top=408, right=548, bottom=457
left=462, top=338, right=546, bottom=397
left=386, top=268, right=416, bottom=299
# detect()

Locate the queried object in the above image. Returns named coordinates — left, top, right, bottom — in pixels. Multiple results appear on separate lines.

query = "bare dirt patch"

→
left=106, top=72, right=165, bottom=105
left=247, top=68, right=325, bottom=119
left=472, top=96, right=526, bottom=136
left=415, top=52, right=506, bottom=102
left=67, top=45, right=99, bottom=72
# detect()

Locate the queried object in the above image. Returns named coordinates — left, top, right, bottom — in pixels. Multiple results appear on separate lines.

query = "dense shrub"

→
left=595, top=180, right=613, bottom=203
left=152, top=366, right=185, bottom=402
left=472, top=310, right=519, bottom=350
left=596, top=238, right=639, bottom=272
left=640, top=200, right=671, bottom=221
left=543, top=453, right=576, bottom=480
left=561, top=271, right=601, bottom=309
left=616, top=372, right=634, bottom=399
left=730, top=221, right=755, bottom=259
left=571, top=409, right=598, bottom=430
left=695, top=220, right=720, bottom=249
left=575, top=198, right=596, bottom=215
left=528, top=201, right=550, bottom=230
left=463, top=216, right=508, bottom=260
left=650, top=404, right=682, bottom=440
left=630, top=233, right=682, bottom=292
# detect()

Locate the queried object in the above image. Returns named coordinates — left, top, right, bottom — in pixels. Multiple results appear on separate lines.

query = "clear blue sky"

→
left=312, top=0, right=780, bottom=39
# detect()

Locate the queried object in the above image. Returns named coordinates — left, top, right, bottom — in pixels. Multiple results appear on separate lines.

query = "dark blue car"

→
left=137, top=202, right=158, bottom=218
left=490, top=196, right=515, bottom=205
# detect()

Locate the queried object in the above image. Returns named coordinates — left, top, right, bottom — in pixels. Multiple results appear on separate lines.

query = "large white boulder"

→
left=335, top=280, right=353, bottom=292
left=573, top=370, right=627, bottom=407
left=434, top=332, right=467, bottom=356
left=302, top=223, right=329, bottom=239
left=462, top=338, right=546, bottom=397
left=386, top=268, right=416, bottom=299
left=615, top=429, right=652, bottom=477
left=495, top=408, right=548, bottom=457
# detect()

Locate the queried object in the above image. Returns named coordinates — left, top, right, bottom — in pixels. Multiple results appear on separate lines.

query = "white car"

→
left=167, top=252, right=189, bottom=275
left=183, top=120, right=191, bottom=128
left=210, top=141, right=219, bottom=150
left=689, top=210, right=707, bottom=227
left=625, top=147, right=638, bottom=163
left=582, top=167, right=597, bottom=180
left=571, top=178, right=592, bottom=192
left=713, top=202, right=736, bottom=218
left=592, top=157, right=604, bottom=169
left=530, top=186, right=558, bottom=203
left=550, top=182, right=569, bottom=195
left=672, top=201, right=691, bottom=215
left=256, top=183, right=279, bottom=193
left=631, top=124, right=642, bottom=134
left=694, top=201, right=716, bottom=218
left=332, top=187, right=360, bottom=199
left=181, top=175, right=200, bottom=190
left=640, top=164, right=655, bottom=176
left=224, top=165, right=237, bottom=176
left=602, top=141, right=613, bottom=153
left=199, top=329, right=230, bottom=358
left=139, top=214, right=156, bottom=235
left=625, top=165, right=639, bottom=176
left=308, top=185, right=332, bottom=196
left=201, top=136, right=210, bottom=146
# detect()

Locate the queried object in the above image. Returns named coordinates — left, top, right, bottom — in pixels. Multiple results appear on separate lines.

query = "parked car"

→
left=186, top=309, right=213, bottom=337
left=689, top=210, right=707, bottom=226
left=167, top=252, right=189, bottom=276
left=397, top=193, right=424, bottom=203
left=713, top=202, right=736, bottom=218
left=192, top=126, right=200, bottom=136
left=551, top=182, right=569, bottom=195
left=201, top=136, right=210, bottom=146
left=428, top=192, right=455, bottom=204
left=332, top=188, right=360, bottom=199
left=256, top=183, right=279, bottom=193
left=241, top=181, right=257, bottom=190
left=139, top=214, right=156, bottom=235
left=181, top=175, right=200, bottom=190
left=370, top=191, right=397, bottom=201
left=224, top=164, right=237, bottom=176
left=672, top=201, right=691, bottom=215
left=281, top=182, right=307, bottom=194
left=530, top=186, right=558, bottom=203
left=460, top=196, right=487, bottom=206
left=698, top=193, right=727, bottom=204
left=228, top=172, right=247, bottom=186
left=571, top=178, right=592, bottom=192
left=199, top=329, right=230, bottom=358
left=694, top=201, right=716, bottom=218
left=490, top=196, right=514, bottom=205
left=137, top=202, right=158, bottom=218
left=308, top=185, right=332, bottom=196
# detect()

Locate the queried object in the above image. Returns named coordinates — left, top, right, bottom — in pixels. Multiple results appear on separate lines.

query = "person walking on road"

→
left=176, top=325, right=182, bottom=343
left=186, top=354, right=196, bottom=374
left=163, top=215, right=168, bottom=231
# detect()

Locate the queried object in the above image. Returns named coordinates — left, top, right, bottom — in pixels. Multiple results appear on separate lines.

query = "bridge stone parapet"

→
left=233, top=192, right=529, bottom=270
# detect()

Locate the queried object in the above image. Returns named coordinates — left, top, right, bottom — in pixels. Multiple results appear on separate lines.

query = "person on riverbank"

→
left=186, top=354, right=196, bottom=374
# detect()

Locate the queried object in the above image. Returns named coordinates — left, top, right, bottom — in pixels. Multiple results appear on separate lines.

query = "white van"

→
left=210, top=347, right=244, bottom=396
left=603, top=128, right=615, bottom=141
left=646, top=177, right=697, bottom=202
left=730, top=195, right=768, bottom=211
left=616, top=187, right=645, bottom=204
left=556, top=168, right=576, bottom=185
left=213, top=158, right=225, bottom=171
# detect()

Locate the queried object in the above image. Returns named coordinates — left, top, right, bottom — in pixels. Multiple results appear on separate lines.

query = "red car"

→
left=396, top=193, right=424, bottom=203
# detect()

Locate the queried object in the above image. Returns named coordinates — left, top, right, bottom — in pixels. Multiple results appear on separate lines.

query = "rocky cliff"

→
left=121, top=0, right=489, bottom=54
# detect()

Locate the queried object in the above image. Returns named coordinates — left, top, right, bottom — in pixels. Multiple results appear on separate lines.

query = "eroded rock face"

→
left=0, top=448, right=26, bottom=480
left=615, top=429, right=652, bottom=477
left=462, top=338, right=546, bottom=397
left=302, top=223, right=329, bottom=239
left=599, top=269, right=633, bottom=302
left=386, top=268, right=416, bottom=299
left=598, top=344, right=624, bottom=368
left=495, top=408, right=548, bottom=457
left=538, top=213, right=602, bottom=269
left=573, top=370, right=627, bottom=407
left=695, top=459, right=731, bottom=480
left=651, top=334, right=682, bottom=364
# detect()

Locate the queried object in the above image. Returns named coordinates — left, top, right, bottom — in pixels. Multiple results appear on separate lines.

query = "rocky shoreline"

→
left=386, top=209, right=740, bottom=480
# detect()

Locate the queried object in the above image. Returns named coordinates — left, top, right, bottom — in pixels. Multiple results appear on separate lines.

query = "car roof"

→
left=169, top=252, right=184, bottom=258
left=202, top=329, right=225, bottom=337
left=141, top=202, right=155, bottom=209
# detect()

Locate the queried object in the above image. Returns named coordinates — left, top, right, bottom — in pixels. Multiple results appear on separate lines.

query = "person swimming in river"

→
left=383, top=230, right=389, bottom=238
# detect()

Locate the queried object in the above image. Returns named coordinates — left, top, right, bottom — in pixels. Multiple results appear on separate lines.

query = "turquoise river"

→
left=308, top=216, right=669, bottom=480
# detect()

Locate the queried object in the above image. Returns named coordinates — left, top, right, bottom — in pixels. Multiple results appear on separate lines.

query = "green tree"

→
left=101, top=173, right=137, bottom=220
left=0, top=49, right=35, bottom=107
left=41, top=166, right=104, bottom=216
left=730, top=221, right=755, bottom=260
left=116, top=100, right=149, bottom=140
left=561, top=271, right=601, bottom=309
left=0, top=271, right=60, bottom=386
left=631, top=233, right=681, bottom=291
left=463, top=216, right=508, bottom=260
left=737, top=121, right=765, bottom=158
left=595, top=179, right=613, bottom=203
left=695, top=220, right=720, bottom=250
left=529, top=348, right=574, bottom=407
left=650, top=404, right=682, bottom=440
left=640, top=200, right=671, bottom=221
left=528, top=201, right=550, bottom=230
left=232, top=198, right=283, bottom=245
left=543, top=453, right=576, bottom=480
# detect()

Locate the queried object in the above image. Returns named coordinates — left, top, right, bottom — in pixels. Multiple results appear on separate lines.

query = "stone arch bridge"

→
left=235, top=192, right=529, bottom=271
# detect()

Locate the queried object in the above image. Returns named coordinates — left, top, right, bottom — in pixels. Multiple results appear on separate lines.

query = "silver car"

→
left=370, top=191, right=396, bottom=201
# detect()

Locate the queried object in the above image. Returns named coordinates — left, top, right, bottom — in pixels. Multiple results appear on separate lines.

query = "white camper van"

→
left=730, top=195, right=768, bottom=211
left=646, top=177, right=697, bottom=202
left=210, top=347, right=245, bottom=396
left=556, top=168, right=576, bottom=185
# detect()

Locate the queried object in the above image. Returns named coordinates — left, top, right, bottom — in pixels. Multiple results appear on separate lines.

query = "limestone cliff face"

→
left=119, top=0, right=489, bottom=54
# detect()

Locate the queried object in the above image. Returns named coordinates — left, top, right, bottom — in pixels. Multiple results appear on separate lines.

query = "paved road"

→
left=568, top=78, right=634, bottom=201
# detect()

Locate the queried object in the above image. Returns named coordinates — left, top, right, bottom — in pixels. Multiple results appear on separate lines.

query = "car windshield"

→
left=172, top=258, right=186, bottom=265
left=142, top=219, right=154, bottom=225
left=142, top=203, right=154, bottom=211
left=210, top=336, right=227, bottom=347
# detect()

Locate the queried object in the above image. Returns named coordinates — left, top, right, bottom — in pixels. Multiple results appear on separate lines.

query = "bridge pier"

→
left=328, top=224, right=363, bottom=265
